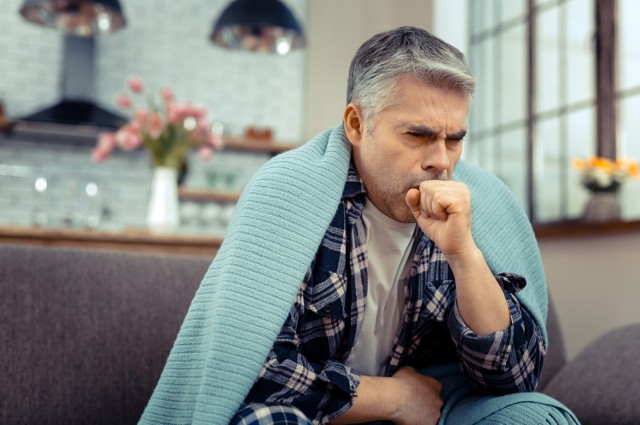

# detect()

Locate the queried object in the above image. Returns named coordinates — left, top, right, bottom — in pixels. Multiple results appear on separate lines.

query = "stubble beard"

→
left=374, top=169, right=450, bottom=223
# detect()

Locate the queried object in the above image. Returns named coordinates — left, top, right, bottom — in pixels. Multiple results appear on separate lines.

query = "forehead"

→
left=379, top=76, right=470, bottom=127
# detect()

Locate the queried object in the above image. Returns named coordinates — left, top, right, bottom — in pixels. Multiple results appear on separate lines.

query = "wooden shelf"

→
left=3, top=122, right=301, bottom=155
left=178, top=187, right=241, bottom=203
left=222, top=136, right=299, bottom=155
left=534, top=219, right=640, bottom=239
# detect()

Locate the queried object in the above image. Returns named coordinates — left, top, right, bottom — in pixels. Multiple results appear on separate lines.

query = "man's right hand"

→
left=330, top=366, right=443, bottom=424
left=390, top=366, right=443, bottom=425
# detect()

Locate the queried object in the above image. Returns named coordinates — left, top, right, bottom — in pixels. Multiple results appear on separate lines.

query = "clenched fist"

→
left=405, top=181, right=475, bottom=257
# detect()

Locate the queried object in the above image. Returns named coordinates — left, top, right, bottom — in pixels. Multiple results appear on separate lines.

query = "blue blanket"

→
left=139, top=124, right=578, bottom=424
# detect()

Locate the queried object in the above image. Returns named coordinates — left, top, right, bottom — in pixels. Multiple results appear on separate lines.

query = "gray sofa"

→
left=1, top=243, right=639, bottom=425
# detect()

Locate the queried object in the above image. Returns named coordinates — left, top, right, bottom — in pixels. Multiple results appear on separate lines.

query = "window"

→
left=467, top=0, right=640, bottom=223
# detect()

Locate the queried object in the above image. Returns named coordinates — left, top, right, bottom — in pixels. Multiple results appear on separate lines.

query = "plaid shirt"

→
left=243, top=163, right=546, bottom=424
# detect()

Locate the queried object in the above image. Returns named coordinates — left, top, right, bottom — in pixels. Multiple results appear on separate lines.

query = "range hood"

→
left=20, top=35, right=125, bottom=131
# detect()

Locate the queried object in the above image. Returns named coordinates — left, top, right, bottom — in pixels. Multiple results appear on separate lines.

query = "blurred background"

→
left=1, top=0, right=639, bottom=363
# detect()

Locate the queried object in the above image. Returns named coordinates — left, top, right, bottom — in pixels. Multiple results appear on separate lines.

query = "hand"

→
left=329, top=367, right=443, bottom=424
left=390, top=366, right=443, bottom=425
left=405, top=181, right=475, bottom=257
left=405, top=181, right=511, bottom=336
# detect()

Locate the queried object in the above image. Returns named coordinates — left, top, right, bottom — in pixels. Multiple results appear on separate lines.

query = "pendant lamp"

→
left=19, top=0, right=126, bottom=36
left=210, top=0, right=305, bottom=55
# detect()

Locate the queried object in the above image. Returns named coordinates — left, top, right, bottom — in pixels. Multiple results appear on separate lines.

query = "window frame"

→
left=468, top=0, right=617, bottom=223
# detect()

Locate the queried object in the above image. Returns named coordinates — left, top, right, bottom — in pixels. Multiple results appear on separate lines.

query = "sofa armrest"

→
left=542, top=323, right=640, bottom=425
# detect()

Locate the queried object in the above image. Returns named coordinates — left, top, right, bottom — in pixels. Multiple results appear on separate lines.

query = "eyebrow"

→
left=400, top=124, right=467, bottom=140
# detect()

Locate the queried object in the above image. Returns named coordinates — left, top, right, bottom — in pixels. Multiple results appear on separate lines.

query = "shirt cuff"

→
left=318, top=365, right=361, bottom=423
left=448, top=292, right=520, bottom=371
left=317, top=362, right=361, bottom=397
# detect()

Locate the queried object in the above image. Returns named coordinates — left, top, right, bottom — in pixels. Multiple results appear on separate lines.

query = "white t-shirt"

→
left=345, top=198, right=417, bottom=376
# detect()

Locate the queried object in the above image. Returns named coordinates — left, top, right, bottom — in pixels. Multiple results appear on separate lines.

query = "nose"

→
left=420, top=138, right=451, bottom=173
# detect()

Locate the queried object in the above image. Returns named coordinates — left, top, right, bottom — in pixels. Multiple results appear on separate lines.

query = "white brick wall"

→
left=0, top=0, right=306, bottom=233
left=0, top=139, right=153, bottom=231
left=0, top=0, right=64, bottom=119
left=0, top=138, right=266, bottom=235
left=1, top=0, right=307, bottom=142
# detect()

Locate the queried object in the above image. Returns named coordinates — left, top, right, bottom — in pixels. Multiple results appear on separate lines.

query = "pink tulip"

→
left=191, top=119, right=211, bottom=139
left=97, top=132, right=116, bottom=152
left=127, top=76, right=144, bottom=93
left=91, top=147, right=111, bottom=162
left=207, top=134, right=224, bottom=149
left=191, top=106, right=207, bottom=119
left=134, top=108, right=148, bottom=123
left=116, top=94, right=132, bottom=110
left=146, top=113, right=165, bottom=139
left=182, top=103, right=197, bottom=118
left=196, top=119, right=211, bottom=131
left=126, top=120, right=143, bottom=135
left=168, top=102, right=189, bottom=124
left=116, top=128, right=142, bottom=151
left=198, top=146, right=214, bottom=160
left=160, top=87, right=174, bottom=103
left=95, top=77, right=221, bottom=166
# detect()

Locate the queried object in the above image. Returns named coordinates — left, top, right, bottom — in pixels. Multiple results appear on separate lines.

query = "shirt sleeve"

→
left=243, top=283, right=361, bottom=424
left=447, top=272, right=547, bottom=395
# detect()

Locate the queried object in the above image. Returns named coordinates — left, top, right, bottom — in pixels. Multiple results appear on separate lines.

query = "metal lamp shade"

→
left=19, top=0, right=126, bottom=36
left=210, top=0, right=305, bottom=55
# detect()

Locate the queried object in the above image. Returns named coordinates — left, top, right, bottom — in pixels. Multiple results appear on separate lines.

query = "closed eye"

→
left=406, top=132, right=464, bottom=142
left=407, top=131, right=436, bottom=139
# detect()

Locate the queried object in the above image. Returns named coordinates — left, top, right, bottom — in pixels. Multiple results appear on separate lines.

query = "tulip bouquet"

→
left=573, top=156, right=639, bottom=192
left=92, top=76, right=223, bottom=169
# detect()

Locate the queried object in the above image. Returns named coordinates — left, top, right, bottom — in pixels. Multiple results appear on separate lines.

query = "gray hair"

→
left=346, top=26, right=475, bottom=127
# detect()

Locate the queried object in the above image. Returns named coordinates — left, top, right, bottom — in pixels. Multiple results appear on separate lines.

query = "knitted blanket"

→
left=139, top=124, right=578, bottom=424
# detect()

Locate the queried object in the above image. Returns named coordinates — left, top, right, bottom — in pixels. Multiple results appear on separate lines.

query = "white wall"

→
left=304, top=0, right=433, bottom=140
left=0, top=1, right=63, bottom=120
left=0, top=0, right=307, bottom=143
left=539, top=230, right=640, bottom=360
left=432, top=0, right=468, bottom=55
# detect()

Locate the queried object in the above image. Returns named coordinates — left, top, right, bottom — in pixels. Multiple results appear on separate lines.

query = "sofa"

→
left=1, top=243, right=639, bottom=425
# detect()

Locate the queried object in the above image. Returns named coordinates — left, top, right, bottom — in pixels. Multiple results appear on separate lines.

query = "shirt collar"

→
left=341, top=156, right=429, bottom=250
left=342, top=158, right=367, bottom=200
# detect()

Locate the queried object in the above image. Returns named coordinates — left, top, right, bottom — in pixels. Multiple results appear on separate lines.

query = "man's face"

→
left=348, top=76, right=470, bottom=223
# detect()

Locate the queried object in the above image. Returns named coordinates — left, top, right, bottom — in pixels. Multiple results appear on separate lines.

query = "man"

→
left=229, top=26, right=542, bottom=424
left=140, top=27, right=577, bottom=425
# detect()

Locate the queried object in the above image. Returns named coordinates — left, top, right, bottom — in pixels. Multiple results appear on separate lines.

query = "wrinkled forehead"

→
left=366, top=78, right=470, bottom=131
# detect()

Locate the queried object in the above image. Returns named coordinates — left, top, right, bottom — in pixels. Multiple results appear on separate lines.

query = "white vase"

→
left=583, top=191, right=621, bottom=222
left=146, top=166, right=180, bottom=233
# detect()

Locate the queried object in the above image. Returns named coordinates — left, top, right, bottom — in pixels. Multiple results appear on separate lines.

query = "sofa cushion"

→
left=542, top=323, right=640, bottom=425
left=0, top=244, right=211, bottom=425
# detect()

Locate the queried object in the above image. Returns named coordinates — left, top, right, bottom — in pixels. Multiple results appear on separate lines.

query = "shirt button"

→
left=323, top=305, right=332, bottom=313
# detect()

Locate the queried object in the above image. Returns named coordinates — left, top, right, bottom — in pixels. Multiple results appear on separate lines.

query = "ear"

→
left=343, top=103, right=365, bottom=147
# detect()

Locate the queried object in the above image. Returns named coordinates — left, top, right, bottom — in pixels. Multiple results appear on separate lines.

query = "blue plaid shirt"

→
left=243, top=163, right=546, bottom=424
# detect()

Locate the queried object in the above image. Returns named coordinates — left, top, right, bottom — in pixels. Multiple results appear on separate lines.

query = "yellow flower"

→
left=573, top=155, right=639, bottom=192
left=572, top=158, right=587, bottom=170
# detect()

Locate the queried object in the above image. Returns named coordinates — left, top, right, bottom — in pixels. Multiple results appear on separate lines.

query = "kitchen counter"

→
left=0, top=226, right=222, bottom=258
left=2, top=220, right=640, bottom=258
